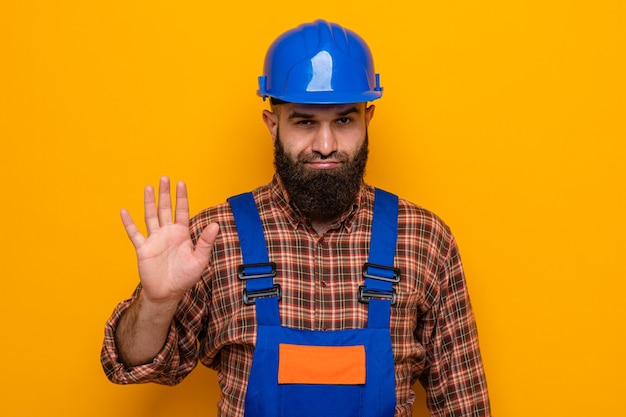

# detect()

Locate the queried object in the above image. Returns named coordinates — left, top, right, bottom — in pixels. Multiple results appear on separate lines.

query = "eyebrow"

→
left=337, top=106, right=360, bottom=117
left=287, top=106, right=361, bottom=120
left=287, top=111, right=314, bottom=120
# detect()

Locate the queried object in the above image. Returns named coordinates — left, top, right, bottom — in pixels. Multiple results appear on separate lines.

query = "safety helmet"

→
left=257, top=20, right=383, bottom=104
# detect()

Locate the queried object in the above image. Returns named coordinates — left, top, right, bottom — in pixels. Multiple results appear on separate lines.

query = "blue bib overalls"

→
left=228, top=189, right=399, bottom=417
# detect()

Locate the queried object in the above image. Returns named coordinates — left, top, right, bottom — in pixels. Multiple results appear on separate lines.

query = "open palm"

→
left=121, top=177, right=219, bottom=303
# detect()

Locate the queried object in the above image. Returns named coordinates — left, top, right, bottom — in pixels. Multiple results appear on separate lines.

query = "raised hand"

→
left=120, top=176, right=219, bottom=304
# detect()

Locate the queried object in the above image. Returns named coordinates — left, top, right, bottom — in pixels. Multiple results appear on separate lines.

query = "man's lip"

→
left=306, top=161, right=342, bottom=169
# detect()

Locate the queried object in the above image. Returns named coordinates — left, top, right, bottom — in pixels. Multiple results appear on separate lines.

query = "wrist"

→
left=134, top=290, right=182, bottom=325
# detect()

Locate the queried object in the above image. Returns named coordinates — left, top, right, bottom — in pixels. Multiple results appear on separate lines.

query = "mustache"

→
left=297, top=151, right=350, bottom=164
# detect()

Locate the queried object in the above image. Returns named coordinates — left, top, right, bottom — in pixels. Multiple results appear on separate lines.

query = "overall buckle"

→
left=243, top=284, right=282, bottom=305
left=238, top=262, right=280, bottom=305
left=362, top=262, right=401, bottom=282
left=359, top=262, right=400, bottom=305
left=237, top=262, right=277, bottom=279
left=358, top=285, right=397, bottom=305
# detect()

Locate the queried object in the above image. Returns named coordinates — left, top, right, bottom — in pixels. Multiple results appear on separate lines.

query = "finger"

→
left=121, top=209, right=145, bottom=248
left=194, top=223, right=219, bottom=261
left=175, top=180, right=190, bottom=227
left=144, top=184, right=159, bottom=234
left=157, top=176, right=173, bottom=225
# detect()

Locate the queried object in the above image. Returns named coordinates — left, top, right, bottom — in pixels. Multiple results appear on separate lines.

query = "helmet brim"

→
left=258, top=90, right=383, bottom=104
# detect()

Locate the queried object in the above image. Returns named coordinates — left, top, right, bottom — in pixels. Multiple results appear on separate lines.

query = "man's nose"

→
left=311, top=124, right=338, bottom=157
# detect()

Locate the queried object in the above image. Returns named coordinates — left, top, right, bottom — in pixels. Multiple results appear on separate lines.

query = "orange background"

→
left=1, top=1, right=625, bottom=416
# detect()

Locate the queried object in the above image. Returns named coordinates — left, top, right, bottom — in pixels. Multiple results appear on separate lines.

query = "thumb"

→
left=194, top=222, right=220, bottom=260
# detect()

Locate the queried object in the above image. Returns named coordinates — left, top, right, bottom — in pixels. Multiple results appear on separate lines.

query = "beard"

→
left=274, top=130, right=369, bottom=222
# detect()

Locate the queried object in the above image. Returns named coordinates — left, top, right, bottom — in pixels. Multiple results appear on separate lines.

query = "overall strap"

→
left=361, top=188, right=400, bottom=329
left=228, top=192, right=280, bottom=325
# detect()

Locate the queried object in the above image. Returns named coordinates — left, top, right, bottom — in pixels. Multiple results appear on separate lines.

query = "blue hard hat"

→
left=257, top=20, right=383, bottom=104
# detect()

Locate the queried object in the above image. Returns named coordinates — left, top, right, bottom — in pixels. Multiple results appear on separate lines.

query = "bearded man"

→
left=101, top=19, right=491, bottom=417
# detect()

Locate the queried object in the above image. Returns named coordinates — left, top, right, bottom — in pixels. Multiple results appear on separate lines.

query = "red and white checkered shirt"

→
left=101, top=176, right=491, bottom=416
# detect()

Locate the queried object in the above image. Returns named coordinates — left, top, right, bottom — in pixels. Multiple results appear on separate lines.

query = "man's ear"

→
left=262, top=110, right=279, bottom=143
left=365, top=104, right=376, bottom=127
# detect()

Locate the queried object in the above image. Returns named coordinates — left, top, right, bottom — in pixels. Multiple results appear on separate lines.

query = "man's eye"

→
left=336, top=117, right=352, bottom=125
left=296, top=120, right=314, bottom=126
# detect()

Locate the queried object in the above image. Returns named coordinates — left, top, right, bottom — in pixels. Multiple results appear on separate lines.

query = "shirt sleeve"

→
left=417, top=235, right=491, bottom=416
left=100, top=284, right=208, bottom=386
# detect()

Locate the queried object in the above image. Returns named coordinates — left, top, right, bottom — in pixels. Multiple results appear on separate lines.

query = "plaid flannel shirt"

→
left=101, top=176, right=491, bottom=416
